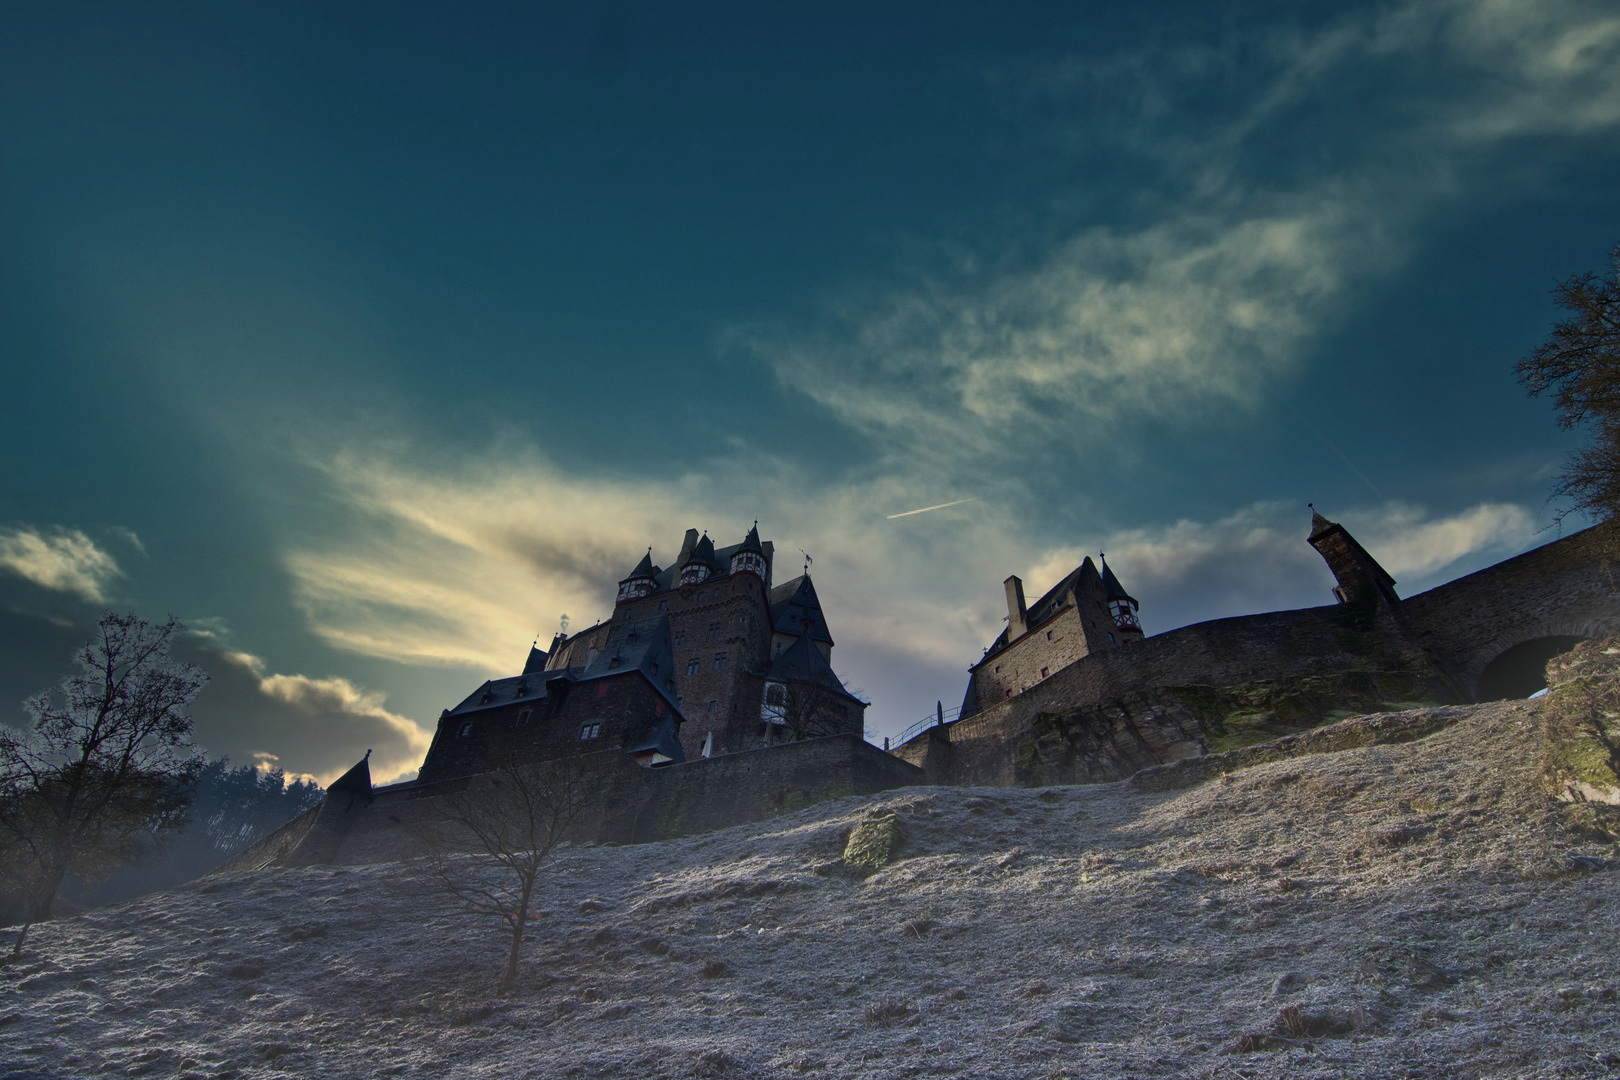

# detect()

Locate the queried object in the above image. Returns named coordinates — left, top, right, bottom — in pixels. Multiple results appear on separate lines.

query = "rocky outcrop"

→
left=1542, top=638, right=1620, bottom=807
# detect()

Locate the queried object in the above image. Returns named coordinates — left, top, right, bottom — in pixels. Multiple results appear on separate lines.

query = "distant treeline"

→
left=61, top=759, right=323, bottom=909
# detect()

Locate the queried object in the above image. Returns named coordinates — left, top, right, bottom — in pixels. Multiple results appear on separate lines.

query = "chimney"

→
left=1004, top=575, right=1028, bottom=642
left=677, top=528, right=699, bottom=565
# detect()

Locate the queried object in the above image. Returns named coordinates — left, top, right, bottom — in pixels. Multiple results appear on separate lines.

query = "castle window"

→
left=707, top=621, right=722, bottom=641
left=686, top=658, right=700, bottom=676
left=1040, top=667, right=1049, bottom=679
left=579, top=723, right=601, bottom=741
left=516, top=709, right=532, bottom=726
left=659, top=600, right=668, bottom=611
left=674, top=629, right=686, bottom=646
left=707, top=700, right=719, bottom=714
left=1108, top=632, right=1116, bottom=643
left=597, top=683, right=609, bottom=698
left=766, top=684, right=786, bottom=707
left=458, top=722, right=473, bottom=737
left=1046, top=630, right=1053, bottom=640
left=714, top=653, right=727, bottom=671
left=994, top=664, right=1001, bottom=673
left=1004, top=689, right=1012, bottom=698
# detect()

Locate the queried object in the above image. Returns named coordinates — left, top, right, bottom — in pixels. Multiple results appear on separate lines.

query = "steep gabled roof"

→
left=575, top=614, right=682, bottom=713
left=768, top=575, right=833, bottom=645
left=522, top=646, right=548, bottom=675
left=765, top=632, right=863, bottom=704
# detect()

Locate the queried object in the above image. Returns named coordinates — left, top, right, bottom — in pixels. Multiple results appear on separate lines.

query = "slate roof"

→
left=448, top=615, right=681, bottom=718
left=626, top=713, right=686, bottom=765
left=574, top=615, right=682, bottom=712
left=685, top=533, right=718, bottom=571
left=1101, top=558, right=1135, bottom=604
left=769, top=575, right=833, bottom=645
left=630, top=527, right=773, bottom=593
left=622, top=549, right=659, bottom=582
left=522, top=646, right=548, bottom=675
left=328, top=751, right=372, bottom=794
left=446, top=671, right=558, bottom=717
left=765, top=632, right=863, bottom=704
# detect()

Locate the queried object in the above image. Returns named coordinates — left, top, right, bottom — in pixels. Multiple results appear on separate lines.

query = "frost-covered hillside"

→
left=3, top=698, right=1618, bottom=1080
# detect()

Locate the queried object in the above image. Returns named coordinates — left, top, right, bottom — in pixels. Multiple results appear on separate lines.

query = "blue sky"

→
left=2, top=0, right=1617, bottom=783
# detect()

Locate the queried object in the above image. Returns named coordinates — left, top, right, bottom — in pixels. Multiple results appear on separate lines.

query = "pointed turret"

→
left=616, top=548, right=661, bottom=603
left=1100, top=555, right=1143, bottom=637
left=522, top=645, right=548, bottom=675
left=680, top=533, right=716, bottom=586
left=730, top=522, right=768, bottom=580
left=1306, top=504, right=1398, bottom=608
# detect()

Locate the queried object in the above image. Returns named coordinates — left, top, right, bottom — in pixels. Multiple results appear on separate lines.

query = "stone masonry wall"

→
left=217, top=736, right=923, bottom=870
left=1397, top=521, right=1620, bottom=695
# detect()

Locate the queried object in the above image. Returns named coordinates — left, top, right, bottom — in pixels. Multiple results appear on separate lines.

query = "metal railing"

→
left=895, top=704, right=965, bottom=747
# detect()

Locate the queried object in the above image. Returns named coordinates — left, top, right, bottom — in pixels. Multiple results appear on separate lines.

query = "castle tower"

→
left=1100, top=555, right=1144, bottom=642
left=730, top=523, right=768, bottom=580
left=616, top=549, right=660, bottom=604
left=1308, top=506, right=1399, bottom=608
left=679, top=533, right=717, bottom=586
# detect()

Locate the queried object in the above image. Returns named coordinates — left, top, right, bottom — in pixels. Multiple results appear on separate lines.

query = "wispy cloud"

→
left=180, top=638, right=432, bottom=786
left=279, top=444, right=1547, bottom=739
left=0, top=526, right=122, bottom=603
left=732, top=0, right=1620, bottom=483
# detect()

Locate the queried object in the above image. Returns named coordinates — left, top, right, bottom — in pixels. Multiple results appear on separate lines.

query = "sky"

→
left=2, top=0, right=1617, bottom=785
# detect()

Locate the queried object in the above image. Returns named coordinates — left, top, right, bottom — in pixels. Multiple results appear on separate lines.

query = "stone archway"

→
left=1474, top=635, right=1588, bottom=701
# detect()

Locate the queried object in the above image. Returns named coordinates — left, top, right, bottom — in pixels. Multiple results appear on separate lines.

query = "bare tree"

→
left=411, top=745, right=604, bottom=994
left=0, top=613, right=206, bottom=948
left=1517, top=243, right=1620, bottom=522
left=764, top=680, right=857, bottom=743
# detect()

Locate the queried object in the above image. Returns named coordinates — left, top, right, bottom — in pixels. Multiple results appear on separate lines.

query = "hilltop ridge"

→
left=2, top=685, right=1617, bottom=1079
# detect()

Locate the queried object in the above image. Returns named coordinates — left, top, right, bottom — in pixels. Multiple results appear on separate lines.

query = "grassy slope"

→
left=2, top=697, right=1618, bottom=1080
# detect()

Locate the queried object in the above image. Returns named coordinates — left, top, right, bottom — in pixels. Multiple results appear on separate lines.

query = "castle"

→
left=222, top=508, right=1620, bottom=870
left=414, top=524, right=867, bottom=785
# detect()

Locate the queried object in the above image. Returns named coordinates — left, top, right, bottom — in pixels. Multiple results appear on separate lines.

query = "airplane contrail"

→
left=887, top=497, right=981, bottom=519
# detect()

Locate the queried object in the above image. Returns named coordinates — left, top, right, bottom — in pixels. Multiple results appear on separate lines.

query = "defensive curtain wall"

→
left=896, top=520, right=1620, bottom=788
left=221, top=518, right=1620, bottom=873
left=218, top=733, right=924, bottom=870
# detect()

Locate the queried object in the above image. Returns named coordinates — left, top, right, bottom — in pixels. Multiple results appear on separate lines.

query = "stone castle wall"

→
left=899, top=523, right=1620, bottom=788
left=217, top=734, right=923, bottom=871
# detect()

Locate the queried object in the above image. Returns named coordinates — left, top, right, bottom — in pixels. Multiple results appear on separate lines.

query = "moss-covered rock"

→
left=843, top=810, right=905, bottom=874
left=1542, top=639, right=1620, bottom=805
